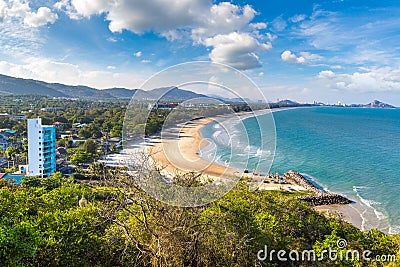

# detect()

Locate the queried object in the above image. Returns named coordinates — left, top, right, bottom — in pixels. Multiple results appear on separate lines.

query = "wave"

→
left=352, top=186, right=386, bottom=222
left=389, top=225, right=400, bottom=234
left=300, top=173, right=328, bottom=192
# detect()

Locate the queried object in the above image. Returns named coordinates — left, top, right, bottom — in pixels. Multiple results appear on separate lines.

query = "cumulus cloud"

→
left=281, top=50, right=323, bottom=64
left=318, top=70, right=335, bottom=79
left=134, top=51, right=142, bottom=57
left=0, top=0, right=58, bottom=27
left=281, top=50, right=306, bottom=64
left=24, top=7, right=58, bottom=27
left=191, top=2, right=258, bottom=42
left=317, top=67, right=400, bottom=92
left=54, top=0, right=272, bottom=70
left=205, top=32, right=272, bottom=69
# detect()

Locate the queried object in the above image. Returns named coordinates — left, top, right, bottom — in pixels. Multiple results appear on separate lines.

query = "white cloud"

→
left=266, top=32, right=277, bottom=41
left=281, top=50, right=323, bottom=64
left=250, top=22, right=267, bottom=30
left=272, top=16, right=287, bottom=31
left=24, top=7, right=58, bottom=27
left=0, top=0, right=58, bottom=27
left=55, top=0, right=272, bottom=70
left=106, top=37, right=117, bottom=43
left=6, top=0, right=30, bottom=18
left=299, top=51, right=323, bottom=62
left=281, top=50, right=306, bottom=64
left=141, top=59, right=151, bottom=63
left=317, top=67, right=400, bottom=92
left=205, top=32, right=272, bottom=69
left=331, top=65, right=342, bottom=69
left=160, top=30, right=184, bottom=41
left=318, top=70, right=335, bottom=79
left=107, top=65, right=116, bottom=70
left=191, top=2, right=258, bottom=42
left=55, top=0, right=207, bottom=33
left=134, top=51, right=142, bottom=57
left=69, top=0, right=109, bottom=17
left=290, top=14, right=306, bottom=23
left=0, top=0, right=8, bottom=18
left=0, top=58, right=147, bottom=89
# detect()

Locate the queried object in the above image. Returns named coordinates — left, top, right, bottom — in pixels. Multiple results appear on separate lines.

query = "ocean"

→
left=200, top=107, right=400, bottom=234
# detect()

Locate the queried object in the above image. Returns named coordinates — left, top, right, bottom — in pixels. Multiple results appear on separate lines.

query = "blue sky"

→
left=0, top=0, right=399, bottom=105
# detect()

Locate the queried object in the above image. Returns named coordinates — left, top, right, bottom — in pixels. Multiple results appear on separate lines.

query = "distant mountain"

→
left=276, top=99, right=300, bottom=106
left=148, top=87, right=208, bottom=101
left=103, top=88, right=137, bottom=99
left=348, top=100, right=395, bottom=108
left=0, top=74, right=67, bottom=97
left=363, top=100, right=395, bottom=108
left=207, top=94, right=252, bottom=103
left=0, top=74, right=207, bottom=101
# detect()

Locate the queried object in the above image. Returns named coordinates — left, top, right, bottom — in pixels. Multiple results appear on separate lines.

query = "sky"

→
left=0, top=0, right=399, bottom=105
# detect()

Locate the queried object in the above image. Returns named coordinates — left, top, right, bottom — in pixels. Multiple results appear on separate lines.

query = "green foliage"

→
left=5, top=146, right=17, bottom=160
left=0, top=176, right=109, bottom=266
left=71, top=151, right=93, bottom=164
left=0, top=171, right=399, bottom=266
left=20, top=176, right=42, bottom=187
left=81, top=138, right=98, bottom=155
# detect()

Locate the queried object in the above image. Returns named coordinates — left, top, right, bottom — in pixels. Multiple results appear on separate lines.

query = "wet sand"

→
left=315, top=204, right=363, bottom=229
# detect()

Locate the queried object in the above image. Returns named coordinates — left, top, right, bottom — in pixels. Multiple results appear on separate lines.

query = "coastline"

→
left=315, top=204, right=363, bottom=229
left=149, top=108, right=364, bottom=230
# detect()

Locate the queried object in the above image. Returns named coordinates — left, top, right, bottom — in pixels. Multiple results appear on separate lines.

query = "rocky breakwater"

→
left=284, top=170, right=353, bottom=206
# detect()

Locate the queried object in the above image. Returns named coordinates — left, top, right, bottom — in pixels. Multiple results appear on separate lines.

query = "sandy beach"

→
left=148, top=109, right=363, bottom=229
left=315, top=204, right=363, bottom=229
left=150, top=117, right=241, bottom=179
left=149, top=109, right=307, bottom=191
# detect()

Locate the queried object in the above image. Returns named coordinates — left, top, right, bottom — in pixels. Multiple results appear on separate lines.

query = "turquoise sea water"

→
left=201, top=107, right=400, bottom=234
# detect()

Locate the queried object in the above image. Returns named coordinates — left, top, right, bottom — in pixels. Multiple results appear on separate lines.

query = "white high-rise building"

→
left=27, top=118, right=56, bottom=177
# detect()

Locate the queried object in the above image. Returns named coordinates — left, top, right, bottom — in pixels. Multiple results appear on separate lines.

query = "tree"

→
left=71, top=151, right=92, bottom=164
left=20, top=176, right=42, bottom=187
left=82, top=139, right=97, bottom=155
left=5, top=146, right=17, bottom=161
left=78, top=127, right=92, bottom=139
left=110, top=125, right=122, bottom=138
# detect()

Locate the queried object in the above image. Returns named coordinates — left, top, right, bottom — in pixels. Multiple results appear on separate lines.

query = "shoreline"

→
left=148, top=108, right=363, bottom=230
